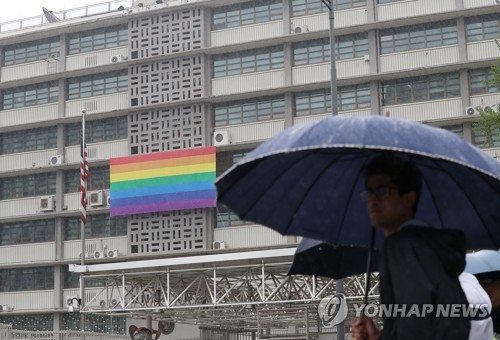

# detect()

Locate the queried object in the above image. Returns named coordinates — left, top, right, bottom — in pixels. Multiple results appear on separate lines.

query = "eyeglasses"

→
left=360, top=186, right=396, bottom=202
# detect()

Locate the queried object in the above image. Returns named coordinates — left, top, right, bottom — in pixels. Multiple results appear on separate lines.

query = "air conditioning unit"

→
left=107, top=250, right=119, bottom=258
left=94, top=250, right=106, bottom=259
left=111, top=55, right=127, bottom=63
left=40, top=196, right=55, bottom=212
left=465, top=106, right=477, bottom=115
left=293, top=25, right=309, bottom=34
left=213, top=241, right=226, bottom=249
left=78, top=252, right=92, bottom=259
left=49, top=155, right=63, bottom=166
left=363, top=54, right=370, bottom=62
left=483, top=105, right=495, bottom=113
left=213, top=131, right=230, bottom=146
left=107, top=195, right=111, bottom=207
left=90, top=191, right=105, bottom=207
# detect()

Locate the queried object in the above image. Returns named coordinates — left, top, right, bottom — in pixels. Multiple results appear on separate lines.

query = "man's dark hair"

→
left=362, top=154, right=422, bottom=212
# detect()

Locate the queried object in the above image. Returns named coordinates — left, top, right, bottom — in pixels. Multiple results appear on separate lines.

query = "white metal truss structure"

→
left=71, top=248, right=380, bottom=332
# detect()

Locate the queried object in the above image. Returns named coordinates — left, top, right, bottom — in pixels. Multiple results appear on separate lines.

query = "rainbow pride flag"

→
left=110, top=146, right=216, bottom=217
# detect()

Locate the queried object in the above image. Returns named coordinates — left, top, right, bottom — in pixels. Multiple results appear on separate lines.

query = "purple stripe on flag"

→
left=111, top=190, right=215, bottom=208
left=110, top=198, right=216, bottom=217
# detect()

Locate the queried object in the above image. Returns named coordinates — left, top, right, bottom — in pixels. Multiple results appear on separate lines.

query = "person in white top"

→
left=459, top=272, right=494, bottom=340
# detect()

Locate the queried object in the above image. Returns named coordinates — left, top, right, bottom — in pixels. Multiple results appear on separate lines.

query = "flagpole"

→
left=80, top=108, right=87, bottom=336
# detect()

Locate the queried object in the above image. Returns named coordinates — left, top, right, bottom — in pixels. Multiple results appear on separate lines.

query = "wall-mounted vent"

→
left=213, top=131, right=230, bottom=146
left=90, top=191, right=105, bottom=207
left=40, top=196, right=55, bottom=212
left=49, top=155, right=63, bottom=166
left=213, top=241, right=226, bottom=249
left=111, top=55, right=127, bottom=63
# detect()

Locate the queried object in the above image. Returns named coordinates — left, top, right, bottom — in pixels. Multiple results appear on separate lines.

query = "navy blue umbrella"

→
left=288, top=238, right=380, bottom=280
left=216, top=115, right=500, bottom=250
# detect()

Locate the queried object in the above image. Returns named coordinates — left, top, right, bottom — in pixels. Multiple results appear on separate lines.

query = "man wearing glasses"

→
left=352, top=154, right=470, bottom=340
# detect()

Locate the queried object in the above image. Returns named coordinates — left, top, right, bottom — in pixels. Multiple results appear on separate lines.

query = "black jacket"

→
left=379, top=225, right=470, bottom=340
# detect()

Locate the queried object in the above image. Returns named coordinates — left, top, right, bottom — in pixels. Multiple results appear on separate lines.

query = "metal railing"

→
left=11, top=331, right=127, bottom=340
left=0, top=0, right=132, bottom=33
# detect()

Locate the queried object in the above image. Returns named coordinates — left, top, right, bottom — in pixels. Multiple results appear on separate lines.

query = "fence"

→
left=10, top=330, right=127, bottom=340
left=0, top=324, right=12, bottom=340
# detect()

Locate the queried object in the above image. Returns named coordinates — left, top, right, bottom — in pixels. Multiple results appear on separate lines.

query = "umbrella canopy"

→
left=216, top=115, right=500, bottom=249
left=465, top=250, right=500, bottom=281
left=288, top=238, right=380, bottom=279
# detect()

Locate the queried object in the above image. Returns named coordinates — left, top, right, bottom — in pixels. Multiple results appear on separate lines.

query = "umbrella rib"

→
left=427, top=157, right=500, bottom=249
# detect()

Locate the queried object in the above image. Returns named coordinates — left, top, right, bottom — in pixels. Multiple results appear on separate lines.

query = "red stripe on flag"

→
left=80, top=147, right=89, bottom=224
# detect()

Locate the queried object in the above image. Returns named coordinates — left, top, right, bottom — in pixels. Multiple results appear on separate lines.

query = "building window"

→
left=213, top=47, right=284, bottom=78
left=0, top=173, right=56, bottom=200
left=0, top=219, right=55, bottom=246
left=64, top=214, right=127, bottom=240
left=216, top=151, right=249, bottom=177
left=68, top=25, right=128, bottom=54
left=294, top=39, right=331, bottom=65
left=212, top=0, right=283, bottom=30
left=338, top=84, right=371, bottom=111
left=214, top=96, right=285, bottom=126
left=472, top=124, right=500, bottom=148
left=293, top=35, right=368, bottom=66
left=440, top=125, right=464, bottom=139
left=67, top=71, right=128, bottom=100
left=466, top=15, right=500, bottom=42
left=64, top=267, right=104, bottom=289
left=0, top=126, right=57, bottom=155
left=295, top=85, right=370, bottom=115
left=65, top=166, right=110, bottom=193
left=291, top=0, right=366, bottom=17
left=0, top=267, right=53, bottom=292
left=2, top=81, right=59, bottom=110
left=65, top=116, right=128, bottom=146
left=216, top=151, right=252, bottom=228
left=381, top=73, right=460, bottom=105
left=469, top=68, right=500, bottom=95
left=380, top=21, right=458, bottom=54
left=3, top=38, right=60, bottom=66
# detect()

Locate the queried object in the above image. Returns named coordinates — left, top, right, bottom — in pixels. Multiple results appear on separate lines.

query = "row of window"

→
left=0, top=266, right=116, bottom=293
left=2, top=5, right=498, bottom=68
left=0, top=267, right=53, bottom=292
left=2, top=15, right=499, bottom=108
left=0, top=167, right=112, bottom=199
left=0, top=214, right=127, bottom=246
left=0, top=116, right=127, bottom=155
left=213, top=46, right=284, bottom=78
left=2, top=81, right=59, bottom=110
left=1, top=72, right=127, bottom=110
left=0, top=313, right=126, bottom=333
left=212, top=0, right=499, bottom=36
left=0, top=69, right=497, bottom=155
left=3, top=26, right=127, bottom=66
left=212, top=0, right=283, bottom=30
left=213, top=69, right=499, bottom=125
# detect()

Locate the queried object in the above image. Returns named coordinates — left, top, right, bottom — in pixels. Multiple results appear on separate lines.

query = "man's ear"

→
left=402, top=191, right=417, bottom=209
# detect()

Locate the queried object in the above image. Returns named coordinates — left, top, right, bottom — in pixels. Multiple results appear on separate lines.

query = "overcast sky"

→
left=0, top=0, right=116, bottom=23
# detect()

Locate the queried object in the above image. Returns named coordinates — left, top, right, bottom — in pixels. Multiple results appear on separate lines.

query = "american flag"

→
left=80, top=130, right=89, bottom=224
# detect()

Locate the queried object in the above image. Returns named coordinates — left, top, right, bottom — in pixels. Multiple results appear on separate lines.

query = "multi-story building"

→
left=0, top=0, right=499, bottom=337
